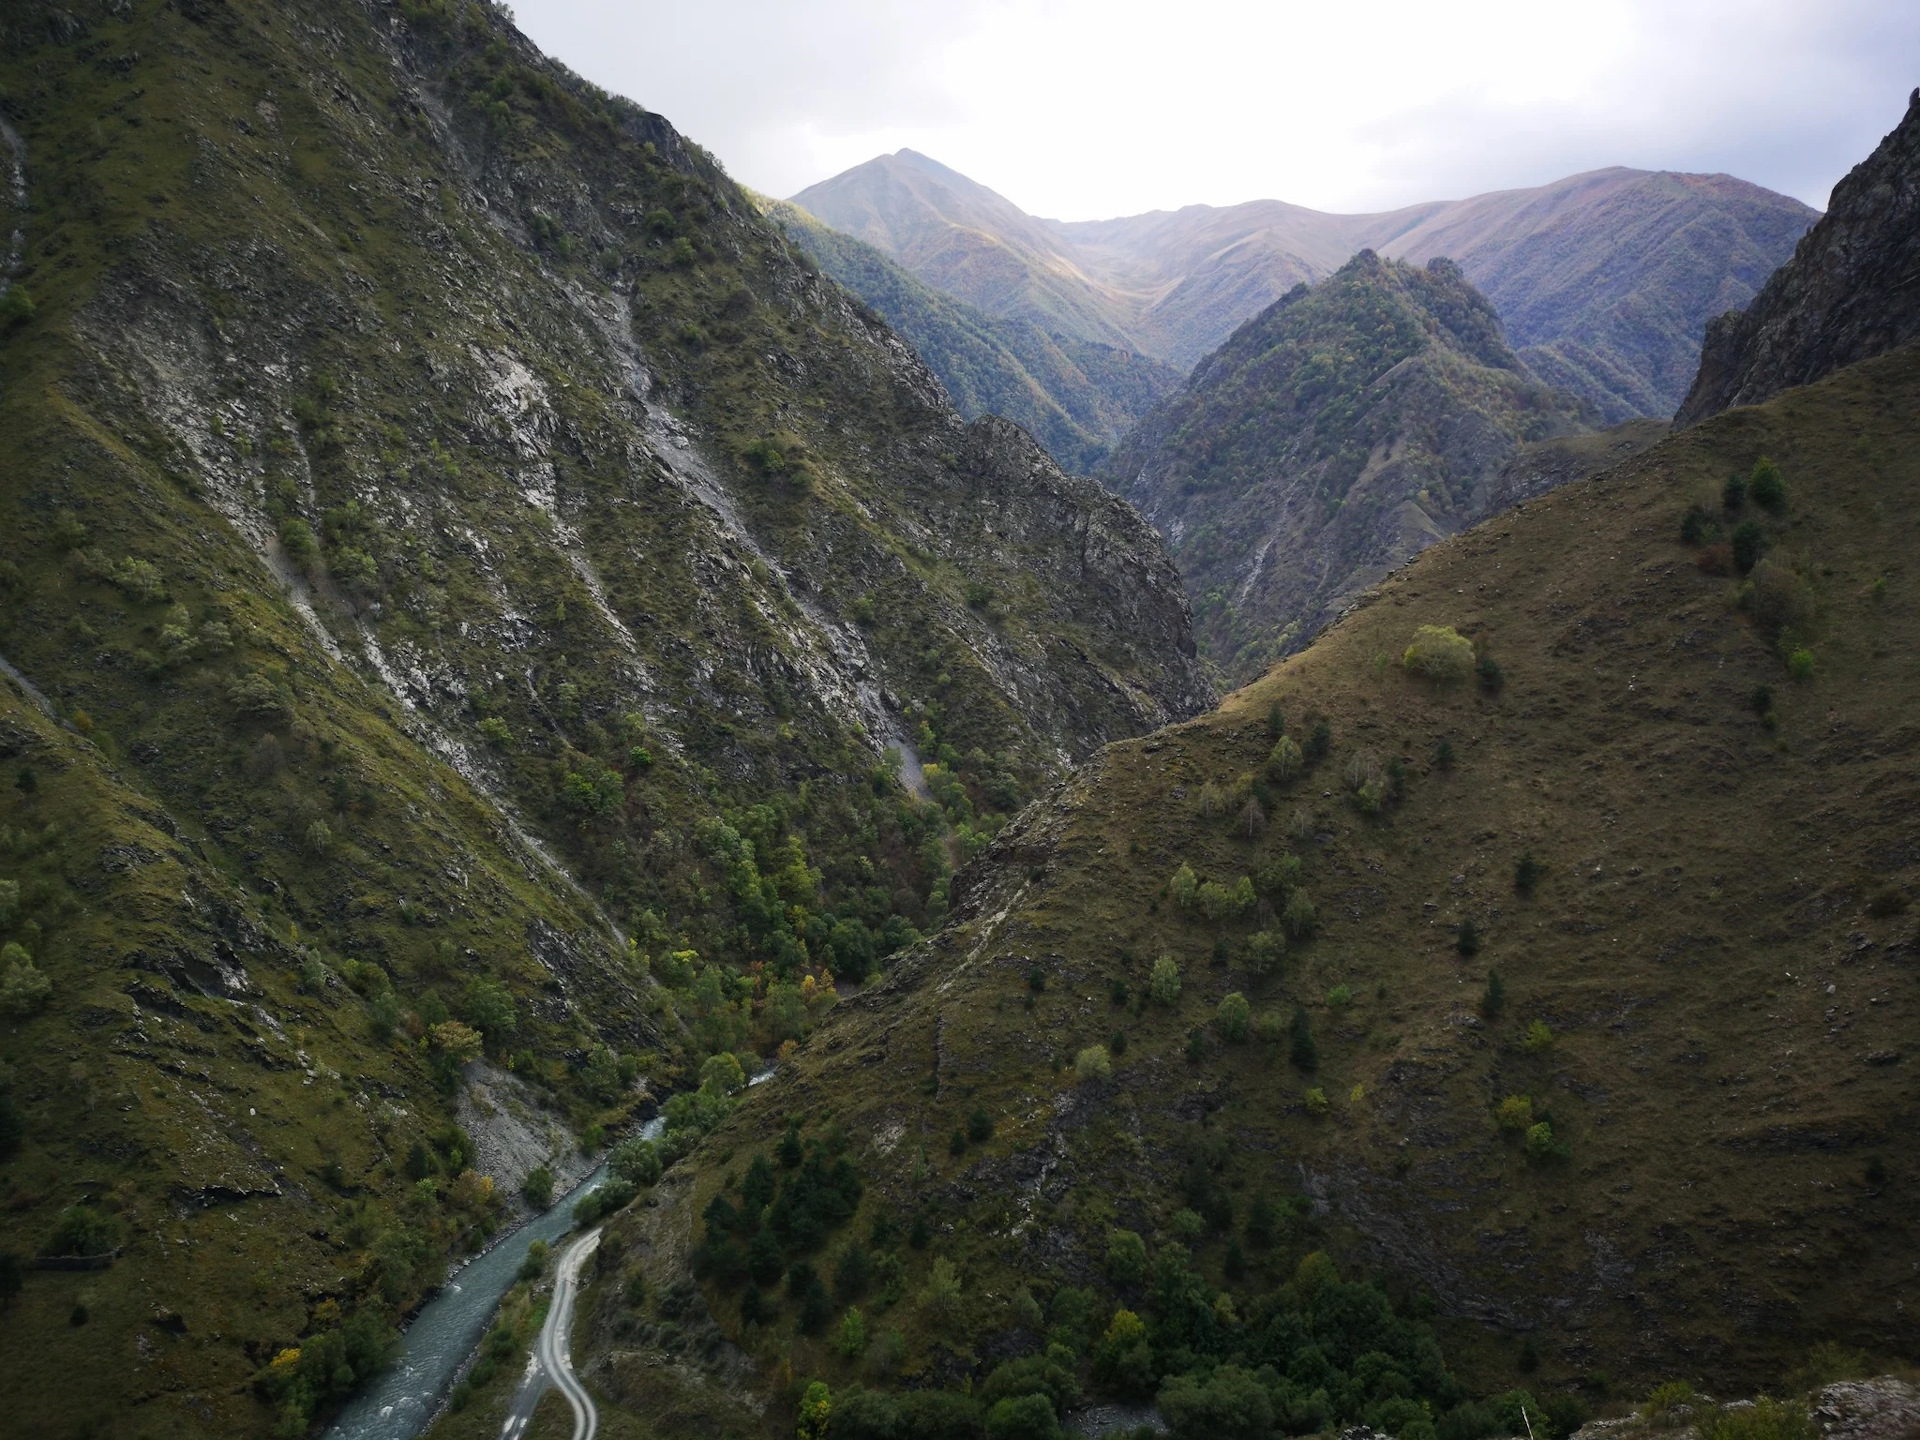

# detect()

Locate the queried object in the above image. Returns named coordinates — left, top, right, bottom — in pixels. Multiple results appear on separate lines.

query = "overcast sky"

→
left=507, top=0, right=1920, bottom=219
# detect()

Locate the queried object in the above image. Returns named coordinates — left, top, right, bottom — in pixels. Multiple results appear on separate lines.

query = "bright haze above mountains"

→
left=506, top=0, right=1918, bottom=219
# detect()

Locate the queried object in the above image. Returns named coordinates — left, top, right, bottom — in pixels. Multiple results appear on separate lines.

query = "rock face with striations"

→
left=1676, top=91, right=1920, bottom=425
left=1102, top=250, right=1591, bottom=684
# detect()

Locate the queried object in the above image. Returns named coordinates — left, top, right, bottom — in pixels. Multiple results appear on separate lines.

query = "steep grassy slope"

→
left=1104, top=253, right=1591, bottom=684
left=764, top=199, right=1178, bottom=474
left=577, top=340, right=1920, bottom=1440
left=795, top=153, right=1813, bottom=416
left=0, top=0, right=1208, bottom=1434
left=1677, top=93, right=1920, bottom=426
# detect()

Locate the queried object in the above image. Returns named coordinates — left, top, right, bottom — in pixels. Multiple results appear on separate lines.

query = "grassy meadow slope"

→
left=0, top=0, right=1209, bottom=1434
left=764, top=199, right=1179, bottom=474
left=586, top=342, right=1920, bottom=1436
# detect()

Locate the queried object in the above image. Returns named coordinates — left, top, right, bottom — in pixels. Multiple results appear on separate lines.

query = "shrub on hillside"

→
left=1217, top=992, right=1251, bottom=1040
left=1150, top=955, right=1182, bottom=1006
left=1744, top=560, right=1813, bottom=637
left=0, top=947, right=51, bottom=1017
left=1266, top=735, right=1303, bottom=783
left=1480, top=971, right=1506, bottom=1018
left=1723, top=472, right=1747, bottom=510
left=1106, top=1227, right=1147, bottom=1284
left=1522, top=1019, right=1555, bottom=1053
left=1524, top=1121, right=1559, bottom=1162
left=1496, top=1095, right=1534, bottom=1132
left=1281, top=892, right=1317, bottom=940
left=1075, top=1045, right=1112, bottom=1081
left=1732, top=520, right=1766, bottom=573
left=1403, top=625, right=1476, bottom=684
left=1514, top=852, right=1543, bottom=897
left=1289, top=1007, right=1317, bottom=1072
left=1696, top=542, right=1734, bottom=575
left=1244, top=929, right=1285, bottom=975
left=1749, top=457, right=1786, bottom=512
left=43, top=1203, right=120, bottom=1257
left=1701, top=1400, right=1814, bottom=1440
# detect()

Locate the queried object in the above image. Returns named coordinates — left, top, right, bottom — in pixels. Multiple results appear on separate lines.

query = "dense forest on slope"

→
left=0, top=0, right=1207, bottom=1434
left=1103, top=253, right=1591, bottom=684
left=764, top=199, right=1178, bottom=474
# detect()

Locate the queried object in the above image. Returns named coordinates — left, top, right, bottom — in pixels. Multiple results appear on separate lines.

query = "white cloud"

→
left=509, top=0, right=1920, bottom=216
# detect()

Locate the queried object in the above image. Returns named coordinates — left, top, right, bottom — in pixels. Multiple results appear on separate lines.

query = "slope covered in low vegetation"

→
left=586, top=338, right=1920, bottom=1439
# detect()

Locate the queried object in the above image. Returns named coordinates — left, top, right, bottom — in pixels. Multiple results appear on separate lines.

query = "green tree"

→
left=700, top=1051, right=746, bottom=1096
left=1105, top=1227, right=1147, bottom=1284
left=1150, top=954, right=1182, bottom=1006
left=581, top=1045, right=623, bottom=1100
left=797, top=1380, right=832, bottom=1440
left=747, top=1227, right=784, bottom=1287
left=1525, top=1121, right=1558, bottom=1160
left=1481, top=970, right=1506, bottom=1019
left=1456, top=917, right=1480, bottom=956
left=1281, top=891, right=1317, bottom=940
left=461, top=977, right=518, bottom=1046
left=1749, top=457, right=1786, bottom=512
left=43, top=1203, right=120, bottom=1257
left=1496, top=1096, right=1534, bottom=1132
left=521, top=1166, right=554, bottom=1208
left=0, top=944, right=51, bottom=1017
left=986, top=1393, right=1061, bottom=1440
left=1244, top=928, right=1285, bottom=975
left=1075, top=1045, right=1112, bottom=1081
left=1266, top=735, right=1303, bottom=782
left=1289, top=1006, right=1318, bottom=1072
left=1216, top=991, right=1251, bottom=1040
left=1523, top=1019, right=1555, bottom=1053
left=1402, top=625, right=1475, bottom=684
left=837, top=1305, right=867, bottom=1359
left=920, top=1255, right=962, bottom=1326
left=1169, top=862, right=1198, bottom=911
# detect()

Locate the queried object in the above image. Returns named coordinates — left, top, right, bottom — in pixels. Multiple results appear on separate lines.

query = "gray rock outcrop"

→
left=1675, top=91, right=1920, bottom=425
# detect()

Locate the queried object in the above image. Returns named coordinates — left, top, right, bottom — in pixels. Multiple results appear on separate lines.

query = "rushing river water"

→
left=319, top=1114, right=664, bottom=1440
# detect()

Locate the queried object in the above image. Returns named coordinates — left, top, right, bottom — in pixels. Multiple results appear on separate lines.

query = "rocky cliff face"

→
left=1103, top=252, right=1591, bottom=683
left=1676, top=91, right=1920, bottom=425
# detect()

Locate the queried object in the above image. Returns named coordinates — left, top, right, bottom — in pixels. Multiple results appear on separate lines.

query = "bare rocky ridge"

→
left=1676, top=91, right=1920, bottom=426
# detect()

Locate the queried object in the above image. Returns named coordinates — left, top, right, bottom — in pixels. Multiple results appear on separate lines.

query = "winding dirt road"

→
left=500, top=1228, right=600, bottom=1440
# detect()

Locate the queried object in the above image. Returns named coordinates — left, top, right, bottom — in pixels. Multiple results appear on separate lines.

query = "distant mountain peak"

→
left=795, top=151, right=1815, bottom=413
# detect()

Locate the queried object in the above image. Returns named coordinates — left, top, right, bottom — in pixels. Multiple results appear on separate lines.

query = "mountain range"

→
left=2, top=3, right=1918, bottom=1440
left=605, top=89, right=1920, bottom=1438
left=791, top=150, right=1817, bottom=426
